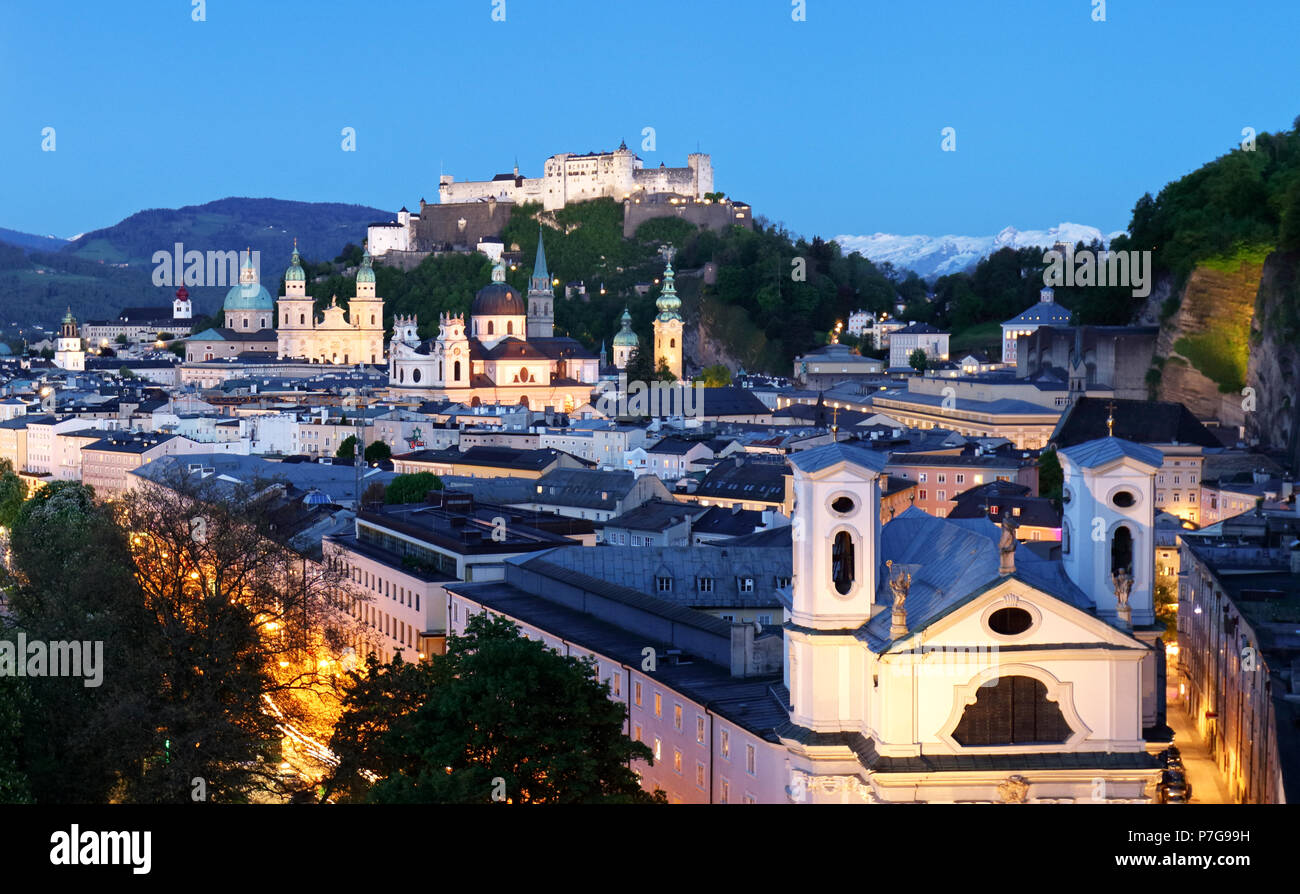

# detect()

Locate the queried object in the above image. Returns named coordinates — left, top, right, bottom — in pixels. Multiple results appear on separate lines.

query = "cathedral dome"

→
left=225, top=281, right=274, bottom=312
left=225, top=252, right=274, bottom=312
left=471, top=282, right=525, bottom=317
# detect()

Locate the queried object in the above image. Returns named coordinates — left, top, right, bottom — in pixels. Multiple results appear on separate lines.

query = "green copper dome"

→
left=356, top=250, right=375, bottom=283
left=655, top=261, right=681, bottom=322
left=224, top=251, right=274, bottom=312
left=285, top=242, right=306, bottom=282
left=613, top=308, right=639, bottom=346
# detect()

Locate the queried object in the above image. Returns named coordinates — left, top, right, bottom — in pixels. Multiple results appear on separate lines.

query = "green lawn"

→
left=949, top=321, right=1003, bottom=355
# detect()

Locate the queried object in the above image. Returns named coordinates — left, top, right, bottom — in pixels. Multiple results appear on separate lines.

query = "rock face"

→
left=1245, top=252, right=1300, bottom=470
left=1154, top=262, right=1258, bottom=429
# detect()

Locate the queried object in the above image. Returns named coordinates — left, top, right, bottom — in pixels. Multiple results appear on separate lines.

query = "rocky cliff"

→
left=1151, top=254, right=1258, bottom=429
left=1144, top=248, right=1300, bottom=470
left=1245, top=251, right=1300, bottom=470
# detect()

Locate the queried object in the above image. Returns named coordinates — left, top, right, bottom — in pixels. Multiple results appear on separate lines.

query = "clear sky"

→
left=3, top=0, right=1298, bottom=241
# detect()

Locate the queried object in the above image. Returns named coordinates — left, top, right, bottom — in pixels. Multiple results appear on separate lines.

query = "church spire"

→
left=655, top=259, right=681, bottom=322
left=530, top=229, right=550, bottom=293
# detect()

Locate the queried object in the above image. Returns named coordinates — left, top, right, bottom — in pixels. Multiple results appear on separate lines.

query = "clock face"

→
left=1062, top=487, right=1072, bottom=503
left=453, top=347, right=461, bottom=356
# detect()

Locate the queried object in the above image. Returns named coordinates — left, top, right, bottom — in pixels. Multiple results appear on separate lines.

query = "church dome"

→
left=613, top=308, right=639, bottom=346
left=225, top=252, right=273, bottom=312
left=285, top=243, right=306, bottom=282
left=356, top=250, right=375, bottom=283
left=472, top=282, right=525, bottom=316
left=225, top=281, right=274, bottom=312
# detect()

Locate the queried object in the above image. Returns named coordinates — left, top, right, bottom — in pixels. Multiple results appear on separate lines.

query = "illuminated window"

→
left=721, top=730, right=730, bottom=759
left=696, top=715, right=706, bottom=744
left=654, top=693, right=662, bottom=718
left=674, top=704, right=683, bottom=731
left=745, top=744, right=756, bottom=775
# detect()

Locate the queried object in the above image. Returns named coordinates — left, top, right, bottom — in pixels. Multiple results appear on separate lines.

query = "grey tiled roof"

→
left=789, top=442, right=889, bottom=475
left=527, top=544, right=789, bottom=608
left=1059, top=437, right=1164, bottom=471
left=858, top=508, right=1097, bottom=650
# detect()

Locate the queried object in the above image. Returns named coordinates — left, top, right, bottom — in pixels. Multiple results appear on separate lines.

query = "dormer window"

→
left=697, top=577, right=714, bottom=593
left=737, top=577, right=754, bottom=593
left=657, top=576, right=673, bottom=593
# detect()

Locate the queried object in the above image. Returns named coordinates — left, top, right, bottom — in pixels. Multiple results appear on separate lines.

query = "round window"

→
left=1112, top=490, right=1136, bottom=508
left=988, top=607, right=1033, bottom=635
left=831, top=496, right=855, bottom=514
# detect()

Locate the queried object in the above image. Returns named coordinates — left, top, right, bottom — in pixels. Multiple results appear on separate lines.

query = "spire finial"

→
left=1105, top=400, right=1117, bottom=437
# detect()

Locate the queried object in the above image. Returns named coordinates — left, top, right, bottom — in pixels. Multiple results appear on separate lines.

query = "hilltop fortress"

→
left=367, top=142, right=749, bottom=264
left=438, top=141, right=713, bottom=210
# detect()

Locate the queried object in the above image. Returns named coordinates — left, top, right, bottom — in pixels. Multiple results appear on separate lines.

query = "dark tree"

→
left=325, top=614, right=663, bottom=804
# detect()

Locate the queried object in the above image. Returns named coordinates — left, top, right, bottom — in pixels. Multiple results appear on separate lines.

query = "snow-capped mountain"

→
left=834, top=223, right=1126, bottom=279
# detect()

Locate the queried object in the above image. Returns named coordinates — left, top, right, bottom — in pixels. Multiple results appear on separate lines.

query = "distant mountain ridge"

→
left=0, top=228, right=70, bottom=251
left=0, top=197, right=390, bottom=327
left=834, top=222, right=1125, bottom=279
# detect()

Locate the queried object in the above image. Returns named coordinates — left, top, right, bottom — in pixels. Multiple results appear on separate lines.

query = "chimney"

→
left=730, top=621, right=755, bottom=678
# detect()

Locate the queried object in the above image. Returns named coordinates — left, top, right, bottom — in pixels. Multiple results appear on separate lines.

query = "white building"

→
left=779, top=439, right=1164, bottom=803
left=846, top=309, right=871, bottom=337
left=1001, top=287, right=1073, bottom=363
left=888, top=322, right=949, bottom=369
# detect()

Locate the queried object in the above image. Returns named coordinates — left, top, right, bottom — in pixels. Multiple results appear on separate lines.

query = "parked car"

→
left=1165, top=745, right=1182, bottom=768
left=1160, top=769, right=1192, bottom=803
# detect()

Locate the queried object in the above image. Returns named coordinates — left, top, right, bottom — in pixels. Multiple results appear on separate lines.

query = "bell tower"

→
left=1058, top=434, right=1162, bottom=627
left=785, top=443, right=887, bottom=734
left=652, top=254, right=683, bottom=380
left=526, top=229, right=554, bottom=339
left=437, top=312, right=469, bottom=388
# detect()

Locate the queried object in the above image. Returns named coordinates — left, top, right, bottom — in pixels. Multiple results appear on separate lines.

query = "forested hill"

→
left=0, top=198, right=391, bottom=327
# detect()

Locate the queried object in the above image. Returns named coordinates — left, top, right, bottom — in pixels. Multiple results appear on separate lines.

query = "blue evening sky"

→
left=3, top=0, right=1297, bottom=240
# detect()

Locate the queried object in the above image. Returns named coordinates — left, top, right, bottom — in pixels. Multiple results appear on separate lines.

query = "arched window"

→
left=952, top=675, right=1071, bottom=746
left=453, top=360, right=461, bottom=381
left=831, top=531, right=855, bottom=595
left=488, top=321, right=494, bottom=335
left=371, top=315, right=376, bottom=325
left=300, top=313, right=305, bottom=325
left=670, top=338, right=675, bottom=348
left=399, top=367, right=405, bottom=382
left=1112, top=525, right=1133, bottom=573
left=439, top=361, right=443, bottom=380
left=283, top=313, right=288, bottom=325
left=507, top=320, right=513, bottom=335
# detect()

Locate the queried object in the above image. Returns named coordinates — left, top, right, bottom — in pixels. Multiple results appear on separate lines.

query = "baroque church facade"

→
left=185, top=246, right=385, bottom=365
left=387, top=233, right=600, bottom=410
left=779, top=436, right=1167, bottom=803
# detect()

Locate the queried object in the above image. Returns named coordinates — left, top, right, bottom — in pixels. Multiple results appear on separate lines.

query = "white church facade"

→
left=387, top=234, right=600, bottom=410
left=778, top=437, right=1166, bottom=803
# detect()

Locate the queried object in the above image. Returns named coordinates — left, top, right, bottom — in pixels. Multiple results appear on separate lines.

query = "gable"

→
left=893, top=577, right=1143, bottom=653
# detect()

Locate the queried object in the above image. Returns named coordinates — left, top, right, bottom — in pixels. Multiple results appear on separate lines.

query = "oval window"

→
left=831, top=496, right=855, bottom=514
left=988, top=607, right=1033, bottom=635
left=412, top=368, right=422, bottom=383
left=1112, top=491, right=1136, bottom=508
